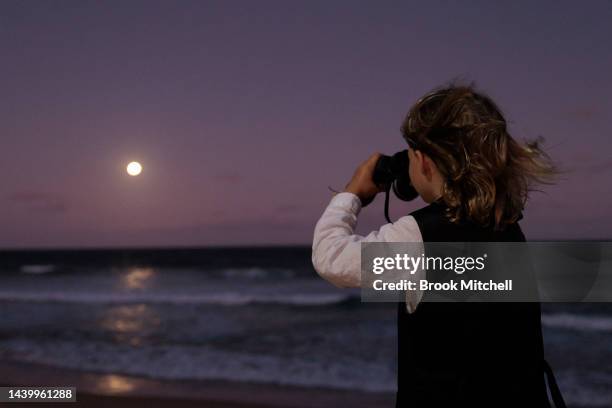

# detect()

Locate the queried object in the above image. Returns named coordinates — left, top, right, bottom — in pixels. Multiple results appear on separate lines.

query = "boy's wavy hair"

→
left=401, top=83, right=558, bottom=229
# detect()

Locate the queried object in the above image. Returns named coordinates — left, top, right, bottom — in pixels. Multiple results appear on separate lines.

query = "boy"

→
left=312, top=85, right=563, bottom=407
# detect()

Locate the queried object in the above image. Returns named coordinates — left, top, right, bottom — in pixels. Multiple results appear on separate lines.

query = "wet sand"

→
left=0, top=360, right=395, bottom=407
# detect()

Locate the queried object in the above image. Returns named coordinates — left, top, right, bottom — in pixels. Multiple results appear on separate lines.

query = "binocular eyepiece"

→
left=372, top=150, right=419, bottom=222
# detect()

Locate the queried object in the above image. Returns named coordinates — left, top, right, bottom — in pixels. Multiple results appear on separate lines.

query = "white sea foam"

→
left=0, top=290, right=354, bottom=306
left=542, top=313, right=612, bottom=332
left=19, top=264, right=56, bottom=274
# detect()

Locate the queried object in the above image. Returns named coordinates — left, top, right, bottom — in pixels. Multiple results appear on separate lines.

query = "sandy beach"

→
left=0, top=360, right=395, bottom=408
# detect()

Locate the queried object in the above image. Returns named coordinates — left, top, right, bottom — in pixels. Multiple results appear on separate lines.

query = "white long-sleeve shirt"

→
left=311, top=191, right=425, bottom=313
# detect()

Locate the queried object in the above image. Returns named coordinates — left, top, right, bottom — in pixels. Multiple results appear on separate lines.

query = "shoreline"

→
left=0, top=359, right=395, bottom=407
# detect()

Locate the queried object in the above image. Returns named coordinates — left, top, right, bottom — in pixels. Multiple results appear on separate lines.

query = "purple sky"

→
left=1, top=1, right=611, bottom=248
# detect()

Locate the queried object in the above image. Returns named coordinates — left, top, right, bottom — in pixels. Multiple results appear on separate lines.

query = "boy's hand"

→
left=344, top=153, right=386, bottom=207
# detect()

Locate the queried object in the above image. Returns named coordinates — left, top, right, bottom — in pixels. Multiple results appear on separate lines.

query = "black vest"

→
left=396, top=200, right=551, bottom=407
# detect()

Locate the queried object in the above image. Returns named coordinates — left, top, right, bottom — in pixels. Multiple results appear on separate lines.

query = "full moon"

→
left=126, top=161, right=142, bottom=176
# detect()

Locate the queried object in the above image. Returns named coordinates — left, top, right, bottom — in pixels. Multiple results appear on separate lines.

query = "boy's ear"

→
left=421, top=153, right=434, bottom=181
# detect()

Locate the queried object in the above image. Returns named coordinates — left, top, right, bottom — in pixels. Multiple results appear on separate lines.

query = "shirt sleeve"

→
left=311, top=191, right=424, bottom=290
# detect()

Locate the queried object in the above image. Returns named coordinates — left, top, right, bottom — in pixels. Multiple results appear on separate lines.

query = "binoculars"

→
left=372, top=150, right=419, bottom=222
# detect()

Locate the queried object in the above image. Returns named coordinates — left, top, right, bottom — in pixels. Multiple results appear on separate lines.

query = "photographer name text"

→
left=372, top=279, right=513, bottom=292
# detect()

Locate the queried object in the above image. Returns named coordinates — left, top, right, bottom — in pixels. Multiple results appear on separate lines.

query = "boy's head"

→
left=401, top=83, right=557, bottom=229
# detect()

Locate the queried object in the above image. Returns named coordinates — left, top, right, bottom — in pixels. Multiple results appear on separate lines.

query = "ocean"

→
left=0, top=247, right=611, bottom=406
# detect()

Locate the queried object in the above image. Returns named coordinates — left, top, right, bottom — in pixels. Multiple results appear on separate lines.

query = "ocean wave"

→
left=218, top=267, right=297, bottom=279
left=0, top=339, right=396, bottom=393
left=7, top=265, right=306, bottom=279
left=19, top=264, right=57, bottom=274
left=0, top=290, right=357, bottom=307
left=542, top=313, right=612, bottom=332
